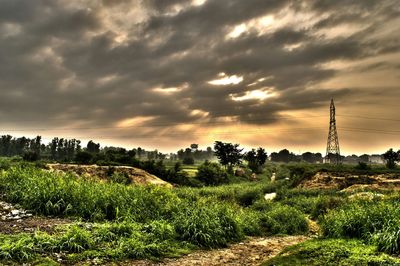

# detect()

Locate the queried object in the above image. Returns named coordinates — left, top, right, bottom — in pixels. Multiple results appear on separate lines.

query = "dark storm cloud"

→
left=0, top=0, right=399, bottom=141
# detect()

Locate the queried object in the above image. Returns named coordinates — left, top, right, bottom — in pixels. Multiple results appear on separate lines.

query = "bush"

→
left=75, top=151, right=93, bottom=165
left=236, top=189, right=262, bottom=207
left=259, top=205, right=309, bottom=235
left=182, top=157, right=195, bottom=165
left=195, top=161, right=228, bottom=185
left=373, top=222, right=400, bottom=255
left=355, top=161, right=370, bottom=171
left=22, top=151, right=40, bottom=162
left=321, top=201, right=400, bottom=241
left=173, top=200, right=243, bottom=248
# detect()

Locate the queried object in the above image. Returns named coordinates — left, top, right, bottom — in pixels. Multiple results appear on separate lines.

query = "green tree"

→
left=214, top=141, right=243, bottom=173
left=383, top=148, right=399, bottom=169
left=244, top=147, right=267, bottom=173
left=75, top=151, right=93, bottom=164
left=87, top=140, right=100, bottom=154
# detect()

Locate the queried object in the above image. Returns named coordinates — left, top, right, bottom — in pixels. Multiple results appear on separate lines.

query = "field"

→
left=0, top=158, right=400, bottom=265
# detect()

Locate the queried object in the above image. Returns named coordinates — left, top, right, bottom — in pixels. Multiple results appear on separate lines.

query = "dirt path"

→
left=110, top=235, right=309, bottom=266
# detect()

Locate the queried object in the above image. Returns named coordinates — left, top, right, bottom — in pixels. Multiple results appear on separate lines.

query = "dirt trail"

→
left=110, top=235, right=309, bottom=266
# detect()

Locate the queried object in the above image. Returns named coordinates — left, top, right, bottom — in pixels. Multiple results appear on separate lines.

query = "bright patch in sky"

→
left=227, top=24, right=247, bottom=38
left=152, top=87, right=181, bottom=94
left=231, top=89, right=276, bottom=101
left=116, top=116, right=156, bottom=128
left=208, top=73, right=243, bottom=85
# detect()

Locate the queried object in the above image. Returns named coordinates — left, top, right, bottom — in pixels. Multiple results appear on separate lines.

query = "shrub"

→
left=74, top=151, right=93, bottom=165
left=195, top=161, right=228, bottom=185
left=236, top=189, right=262, bottom=207
left=22, top=151, right=40, bottom=162
left=259, top=205, right=309, bottom=235
left=57, top=225, right=94, bottom=252
left=182, top=157, right=195, bottom=165
left=372, top=221, right=400, bottom=255
left=321, top=201, right=400, bottom=240
left=173, top=200, right=243, bottom=248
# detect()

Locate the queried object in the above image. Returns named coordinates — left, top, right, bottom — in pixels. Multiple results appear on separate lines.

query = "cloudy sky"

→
left=0, top=0, right=399, bottom=154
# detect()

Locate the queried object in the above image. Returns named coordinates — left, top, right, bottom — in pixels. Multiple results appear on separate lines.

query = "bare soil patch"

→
left=0, top=216, right=71, bottom=234
left=298, top=172, right=400, bottom=190
left=0, top=201, right=71, bottom=234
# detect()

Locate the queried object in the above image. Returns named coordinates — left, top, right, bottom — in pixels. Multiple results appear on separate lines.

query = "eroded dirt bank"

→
left=298, top=171, right=400, bottom=190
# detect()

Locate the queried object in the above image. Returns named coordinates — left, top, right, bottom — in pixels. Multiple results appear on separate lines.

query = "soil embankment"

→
left=47, top=164, right=171, bottom=187
left=298, top=172, right=400, bottom=190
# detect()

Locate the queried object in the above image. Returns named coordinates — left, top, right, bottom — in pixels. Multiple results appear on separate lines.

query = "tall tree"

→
left=214, top=141, right=243, bottom=173
left=383, top=148, right=399, bottom=169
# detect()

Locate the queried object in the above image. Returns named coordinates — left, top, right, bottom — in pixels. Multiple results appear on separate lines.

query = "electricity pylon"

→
left=325, top=99, right=341, bottom=164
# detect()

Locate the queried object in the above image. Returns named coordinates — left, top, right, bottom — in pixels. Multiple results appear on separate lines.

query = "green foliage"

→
left=355, top=161, right=371, bottom=171
left=22, top=151, right=40, bottom=162
left=321, top=200, right=400, bottom=255
left=213, top=141, right=243, bottom=173
left=259, top=205, right=309, bottom=235
left=173, top=200, right=244, bottom=248
left=373, top=222, right=400, bottom=255
left=263, top=239, right=400, bottom=266
left=383, top=148, right=399, bottom=169
left=182, top=157, right=195, bottom=165
left=74, top=151, right=93, bottom=164
left=0, top=221, right=191, bottom=263
left=0, top=166, right=180, bottom=221
left=244, top=147, right=267, bottom=173
left=195, top=161, right=228, bottom=185
left=321, top=201, right=400, bottom=240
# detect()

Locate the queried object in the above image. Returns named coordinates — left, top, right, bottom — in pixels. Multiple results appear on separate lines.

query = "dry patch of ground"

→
left=299, top=172, right=400, bottom=190
left=0, top=201, right=71, bottom=234
left=108, top=236, right=310, bottom=266
left=47, top=164, right=171, bottom=187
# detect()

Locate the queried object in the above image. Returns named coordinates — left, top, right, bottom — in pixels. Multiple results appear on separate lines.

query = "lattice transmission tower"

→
left=325, top=99, right=341, bottom=164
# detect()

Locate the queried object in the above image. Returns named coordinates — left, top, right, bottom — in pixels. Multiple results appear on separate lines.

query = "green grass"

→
left=0, top=165, right=310, bottom=263
left=0, top=221, right=192, bottom=264
left=263, top=239, right=400, bottom=266
left=3, top=161, right=399, bottom=264
left=321, top=200, right=400, bottom=255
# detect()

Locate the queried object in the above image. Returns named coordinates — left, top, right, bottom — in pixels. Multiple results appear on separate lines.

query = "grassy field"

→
left=0, top=158, right=399, bottom=265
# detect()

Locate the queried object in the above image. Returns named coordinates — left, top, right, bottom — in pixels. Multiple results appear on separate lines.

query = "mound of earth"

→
left=298, top=172, right=400, bottom=190
left=47, top=164, right=172, bottom=187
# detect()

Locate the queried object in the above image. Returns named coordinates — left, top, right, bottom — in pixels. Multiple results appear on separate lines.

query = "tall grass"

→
left=0, top=166, right=310, bottom=263
left=321, top=200, right=400, bottom=255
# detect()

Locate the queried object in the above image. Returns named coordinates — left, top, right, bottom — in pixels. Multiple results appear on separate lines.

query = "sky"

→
left=0, top=0, right=399, bottom=155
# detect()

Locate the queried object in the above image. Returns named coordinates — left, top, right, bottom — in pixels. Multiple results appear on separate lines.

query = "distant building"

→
left=369, top=154, right=384, bottom=164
